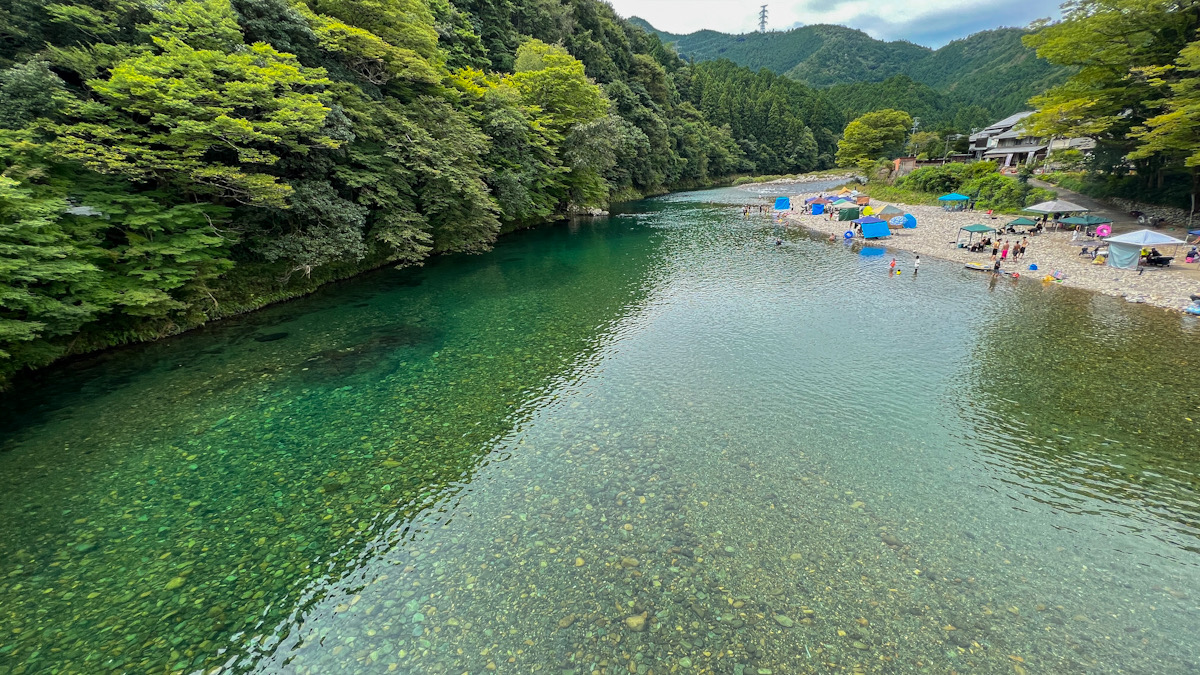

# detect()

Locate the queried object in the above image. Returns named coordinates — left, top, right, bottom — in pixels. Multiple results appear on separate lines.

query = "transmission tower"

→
left=758, top=5, right=768, bottom=33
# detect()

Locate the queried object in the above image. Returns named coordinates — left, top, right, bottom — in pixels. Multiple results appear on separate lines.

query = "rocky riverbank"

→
left=784, top=195, right=1200, bottom=313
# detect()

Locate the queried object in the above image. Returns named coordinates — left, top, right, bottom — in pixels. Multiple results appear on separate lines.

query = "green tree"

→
left=907, top=130, right=944, bottom=158
left=836, top=109, right=913, bottom=167
left=1023, top=0, right=1199, bottom=200
left=1130, top=39, right=1200, bottom=182
left=50, top=0, right=340, bottom=207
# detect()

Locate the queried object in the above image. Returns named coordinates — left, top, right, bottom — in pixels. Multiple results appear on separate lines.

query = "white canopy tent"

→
left=1104, top=229, right=1187, bottom=269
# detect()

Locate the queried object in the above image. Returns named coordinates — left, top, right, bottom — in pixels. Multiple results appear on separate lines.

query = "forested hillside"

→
left=635, top=20, right=1069, bottom=122
left=824, top=75, right=994, bottom=130
left=0, top=0, right=851, bottom=383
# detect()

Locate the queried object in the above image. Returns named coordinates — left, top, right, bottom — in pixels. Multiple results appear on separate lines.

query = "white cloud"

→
left=609, top=0, right=1062, bottom=47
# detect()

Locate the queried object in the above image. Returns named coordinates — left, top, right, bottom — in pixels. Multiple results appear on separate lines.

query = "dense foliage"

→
left=1023, top=0, right=1200, bottom=208
left=686, top=60, right=843, bottom=172
left=825, top=75, right=994, bottom=133
left=894, top=161, right=1056, bottom=211
left=0, top=0, right=836, bottom=383
left=836, top=109, right=913, bottom=167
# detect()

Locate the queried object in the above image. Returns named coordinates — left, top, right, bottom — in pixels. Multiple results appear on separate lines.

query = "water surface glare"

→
left=2, top=184, right=1199, bottom=674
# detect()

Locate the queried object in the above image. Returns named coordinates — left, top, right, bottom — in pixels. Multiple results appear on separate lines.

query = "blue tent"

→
left=852, top=215, right=885, bottom=225
left=774, top=197, right=790, bottom=210
left=812, top=203, right=824, bottom=215
left=938, top=193, right=969, bottom=201
left=861, top=222, right=890, bottom=239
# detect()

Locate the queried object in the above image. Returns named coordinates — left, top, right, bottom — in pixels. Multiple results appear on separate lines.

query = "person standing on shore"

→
left=1001, top=240, right=1010, bottom=262
left=991, top=240, right=1000, bottom=261
left=1020, top=237, right=1028, bottom=260
left=914, top=255, right=920, bottom=276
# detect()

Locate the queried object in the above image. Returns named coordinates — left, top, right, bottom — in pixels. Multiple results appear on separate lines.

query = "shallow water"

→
left=2, top=182, right=1199, bottom=674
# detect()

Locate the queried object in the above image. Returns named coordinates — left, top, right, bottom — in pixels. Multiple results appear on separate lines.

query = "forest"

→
left=0, top=0, right=851, bottom=384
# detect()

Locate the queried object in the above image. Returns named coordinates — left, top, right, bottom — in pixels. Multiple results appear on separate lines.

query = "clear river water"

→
left=1, top=183, right=1198, bottom=675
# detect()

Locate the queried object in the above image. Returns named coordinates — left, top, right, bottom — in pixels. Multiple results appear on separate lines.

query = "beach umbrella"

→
left=1024, top=199, right=1087, bottom=214
left=888, top=215, right=907, bottom=227
left=938, top=193, right=970, bottom=201
left=901, top=214, right=916, bottom=228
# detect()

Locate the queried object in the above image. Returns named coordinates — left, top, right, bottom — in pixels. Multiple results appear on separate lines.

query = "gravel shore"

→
left=783, top=194, right=1200, bottom=313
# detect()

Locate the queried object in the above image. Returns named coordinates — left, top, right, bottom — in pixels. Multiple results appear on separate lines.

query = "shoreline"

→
left=781, top=190, right=1200, bottom=314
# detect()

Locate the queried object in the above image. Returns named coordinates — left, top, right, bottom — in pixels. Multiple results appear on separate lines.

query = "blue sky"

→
left=609, top=0, right=1064, bottom=47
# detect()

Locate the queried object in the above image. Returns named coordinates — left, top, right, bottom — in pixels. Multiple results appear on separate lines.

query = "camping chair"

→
left=986, top=209, right=996, bottom=219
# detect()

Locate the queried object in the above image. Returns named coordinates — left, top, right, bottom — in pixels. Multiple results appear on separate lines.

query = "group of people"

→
left=888, top=255, right=920, bottom=275
left=985, top=237, right=1028, bottom=263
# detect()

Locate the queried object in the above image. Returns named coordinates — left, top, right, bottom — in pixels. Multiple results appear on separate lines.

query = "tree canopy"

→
left=1023, top=0, right=1200, bottom=202
left=836, top=109, right=913, bottom=167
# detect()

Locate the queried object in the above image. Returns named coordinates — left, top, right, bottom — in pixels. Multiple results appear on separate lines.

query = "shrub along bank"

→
left=863, top=162, right=1056, bottom=214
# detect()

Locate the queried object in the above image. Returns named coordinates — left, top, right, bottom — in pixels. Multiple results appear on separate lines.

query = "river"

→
left=1, top=183, right=1198, bottom=674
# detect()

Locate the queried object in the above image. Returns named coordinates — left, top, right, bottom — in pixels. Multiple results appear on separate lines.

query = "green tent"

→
left=957, top=223, right=995, bottom=247
left=838, top=207, right=860, bottom=221
left=1059, top=215, right=1112, bottom=225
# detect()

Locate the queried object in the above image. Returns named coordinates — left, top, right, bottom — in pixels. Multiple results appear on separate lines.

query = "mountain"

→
left=628, top=19, right=928, bottom=85
left=632, top=19, right=1068, bottom=122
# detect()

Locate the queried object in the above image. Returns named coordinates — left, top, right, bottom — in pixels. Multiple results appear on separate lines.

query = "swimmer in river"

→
left=775, top=239, right=782, bottom=246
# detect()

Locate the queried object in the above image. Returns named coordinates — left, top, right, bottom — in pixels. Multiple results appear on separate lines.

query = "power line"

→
left=759, top=5, right=768, bottom=33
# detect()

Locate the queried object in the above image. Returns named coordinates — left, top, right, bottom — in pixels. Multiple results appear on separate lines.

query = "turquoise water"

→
left=1, top=183, right=1198, bottom=674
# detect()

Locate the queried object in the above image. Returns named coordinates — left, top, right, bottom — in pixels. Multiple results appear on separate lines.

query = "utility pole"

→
left=759, top=5, right=768, bottom=33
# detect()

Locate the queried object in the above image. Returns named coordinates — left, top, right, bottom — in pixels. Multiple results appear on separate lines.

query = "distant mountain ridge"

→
left=630, top=18, right=1068, bottom=123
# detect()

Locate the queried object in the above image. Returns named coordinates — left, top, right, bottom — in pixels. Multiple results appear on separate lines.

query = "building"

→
left=968, top=111, right=1041, bottom=165
left=968, top=111, right=1096, bottom=169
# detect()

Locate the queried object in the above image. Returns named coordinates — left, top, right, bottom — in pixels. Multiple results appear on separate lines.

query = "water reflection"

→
left=959, top=285, right=1200, bottom=555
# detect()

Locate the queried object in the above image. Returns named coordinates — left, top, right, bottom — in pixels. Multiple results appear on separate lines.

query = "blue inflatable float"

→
left=843, top=230, right=854, bottom=239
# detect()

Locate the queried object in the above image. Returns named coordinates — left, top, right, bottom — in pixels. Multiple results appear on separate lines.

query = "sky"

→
left=609, top=0, right=1064, bottom=47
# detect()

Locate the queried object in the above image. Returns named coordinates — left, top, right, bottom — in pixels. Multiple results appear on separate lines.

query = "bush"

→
left=961, top=173, right=1055, bottom=211
left=897, top=161, right=998, bottom=194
